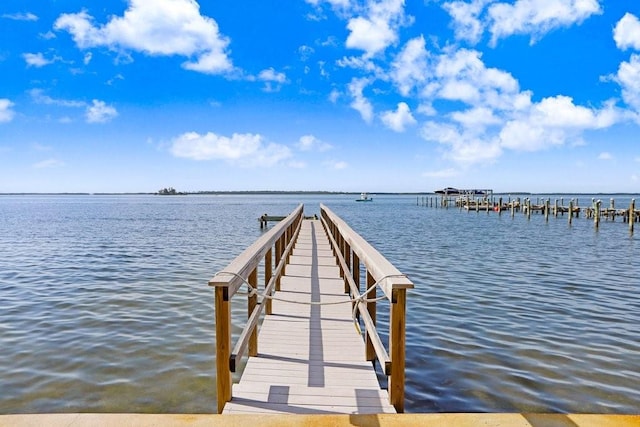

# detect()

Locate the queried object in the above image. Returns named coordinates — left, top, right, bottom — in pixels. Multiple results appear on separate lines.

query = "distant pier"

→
left=418, top=194, right=639, bottom=232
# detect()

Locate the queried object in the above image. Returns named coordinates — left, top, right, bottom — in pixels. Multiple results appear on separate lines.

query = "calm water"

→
left=1, top=194, right=638, bottom=414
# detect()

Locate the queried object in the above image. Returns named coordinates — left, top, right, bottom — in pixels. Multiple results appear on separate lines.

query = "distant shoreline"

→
left=1, top=191, right=638, bottom=196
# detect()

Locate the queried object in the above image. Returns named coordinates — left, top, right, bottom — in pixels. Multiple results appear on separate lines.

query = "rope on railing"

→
left=214, top=270, right=407, bottom=330
left=215, top=270, right=406, bottom=305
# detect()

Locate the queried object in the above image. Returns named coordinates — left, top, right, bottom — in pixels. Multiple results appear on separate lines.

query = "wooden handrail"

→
left=209, top=204, right=304, bottom=297
left=320, top=204, right=414, bottom=413
left=320, top=215, right=391, bottom=375
left=209, top=204, right=304, bottom=414
left=320, top=204, right=413, bottom=300
left=229, top=219, right=301, bottom=371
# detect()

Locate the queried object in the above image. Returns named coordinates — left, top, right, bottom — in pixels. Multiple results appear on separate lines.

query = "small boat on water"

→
left=356, top=192, right=373, bottom=202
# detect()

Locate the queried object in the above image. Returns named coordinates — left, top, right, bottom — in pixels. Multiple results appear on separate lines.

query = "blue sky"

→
left=1, top=0, right=640, bottom=193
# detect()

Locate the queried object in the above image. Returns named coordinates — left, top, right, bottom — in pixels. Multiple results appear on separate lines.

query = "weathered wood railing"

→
left=320, top=204, right=414, bottom=413
left=209, top=204, right=304, bottom=413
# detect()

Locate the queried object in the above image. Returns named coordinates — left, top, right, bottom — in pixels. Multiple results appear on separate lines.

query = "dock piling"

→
left=544, top=199, right=550, bottom=221
left=568, top=200, right=573, bottom=225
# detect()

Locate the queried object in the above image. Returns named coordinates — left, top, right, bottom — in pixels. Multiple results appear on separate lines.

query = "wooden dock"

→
left=210, top=204, right=414, bottom=414
left=223, top=219, right=395, bottom=414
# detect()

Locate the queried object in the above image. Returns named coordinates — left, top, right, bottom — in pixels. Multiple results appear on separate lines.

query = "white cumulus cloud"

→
left=390, top=36, right=429, bottom=97
left=487, top=0, right=602, bottom=46
left=305, top=0, right=350, bottom=8
left=380, top=102, right=416, bottom=132
left=86, top=100, right=118, bottom=123
left=417, top=47, right=620, bottom=165
left=450, top=107, right=501, bottom=129
left=348, top=77, right=374, bottom=123
left=30, top=89, right=86, bottom=108
left=499, top=96, right=619, bottom=151
left=297, top=135, right=332, bottom=151
left=170, top=131, right=291, bottom=166
left=2, top=12, right=38, bottom=21
left=443, top=0, right=487, bottom=44
left=54, top=0, right=233, bottom=75
left=421, top=121, right=502, bottom=164
left=345, top=0, right=407, bottom=57
left=614, top=54, right=640, bottom=113
left=23, top=52, right=53, bottom=67
left=614, top=13, right=640, bottom=51
left=0, top=99, right=16, bottom=123
left=434, top=48, right=526, bottom=112
left=258, top=68, right=287, bottom=92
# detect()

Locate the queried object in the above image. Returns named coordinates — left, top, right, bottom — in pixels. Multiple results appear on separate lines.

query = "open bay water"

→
left=1, top=194, right=638, bottom=414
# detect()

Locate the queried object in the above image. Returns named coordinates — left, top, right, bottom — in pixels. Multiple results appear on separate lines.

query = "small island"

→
left=157, top=187, right=185, bottom=195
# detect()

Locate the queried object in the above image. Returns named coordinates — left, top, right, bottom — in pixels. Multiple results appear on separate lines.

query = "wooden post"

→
left=353, top=253, right=360, bottom=319
left=630, top=199, right=635, bottom=234
left=275, top=237, right=282, bottom=291
left=498, top=197, right=502, bottom=215
left=554, top=199, right=558, bottom=217
left=215, top=286, right=231, bottom=413
left=365, top=271, right=376, bottom=361
left=544, top=199, right=549, bottom=221
left=389, top=288, right=407, bottom=413
left=527, top=199, right=531, bottom=220
left=595, top=200, right=601, bottom=229
left=568, top=200, right=573, bottom=225
left=344, top=242, right=351, bottom=294
left=475, top=197, right=479, bottom=212
left=265, top=248, right=273, bottom=315
left=248, top=268, right=258, bottom=357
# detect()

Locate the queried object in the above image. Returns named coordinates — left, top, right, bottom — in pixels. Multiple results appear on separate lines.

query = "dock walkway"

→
left=222, top=219, right=396, bottom=414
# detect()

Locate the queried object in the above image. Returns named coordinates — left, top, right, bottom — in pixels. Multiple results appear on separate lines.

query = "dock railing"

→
left=209, top=204, right=304, bottom=413
left=320, top=204, right=415, bottom=413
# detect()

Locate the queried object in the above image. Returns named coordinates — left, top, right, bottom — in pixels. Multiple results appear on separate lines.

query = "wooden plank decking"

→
left=222, top=219, right=396, bottom=414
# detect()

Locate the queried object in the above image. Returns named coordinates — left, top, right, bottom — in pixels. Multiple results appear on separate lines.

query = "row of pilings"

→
left=417, top=195, right=639, bottom=233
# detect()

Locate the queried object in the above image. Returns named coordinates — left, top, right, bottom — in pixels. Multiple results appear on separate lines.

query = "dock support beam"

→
left=215, top=287, right=231, bottom=414
left=365, top=271, right=377, bottom=361
left=248, top=268, right=258, bottom=357
left=265, top=249, right=273, bottom=315
left=389, top=288, right=407, bottom=413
